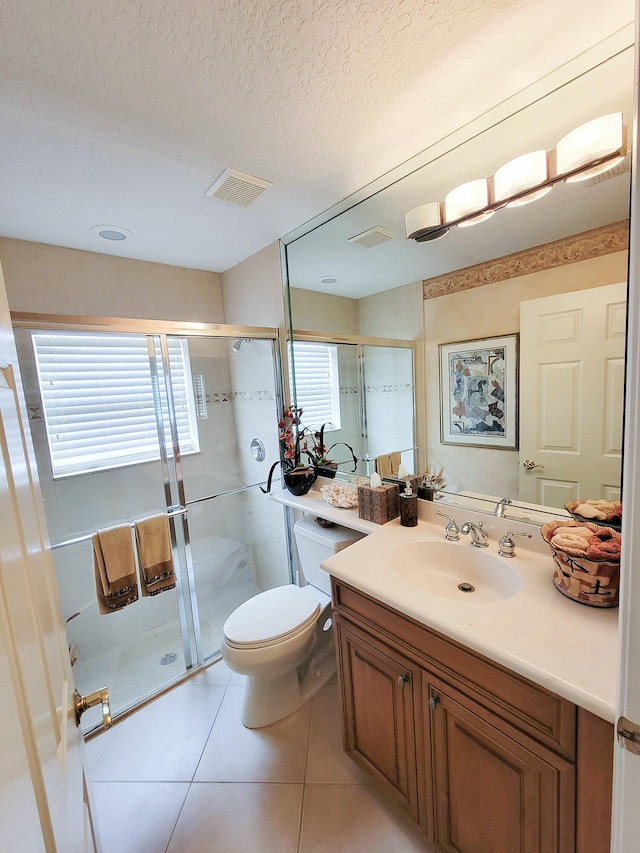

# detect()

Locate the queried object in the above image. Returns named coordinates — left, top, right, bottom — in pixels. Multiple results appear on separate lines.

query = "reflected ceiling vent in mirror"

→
left=582, top=152, right=631, bottom=187
left=348, top=226, right=396, bottom=248
left=206, top=168, right=273, bottom=207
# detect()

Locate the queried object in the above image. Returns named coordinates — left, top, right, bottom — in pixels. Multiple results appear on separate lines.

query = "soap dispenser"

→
left=400, top=482, right=418, bottom=527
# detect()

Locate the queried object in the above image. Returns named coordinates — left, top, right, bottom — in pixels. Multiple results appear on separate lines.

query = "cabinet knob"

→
left=398, top=674, right=410, bottom=688
left=429, top=694, right=440, bottom=711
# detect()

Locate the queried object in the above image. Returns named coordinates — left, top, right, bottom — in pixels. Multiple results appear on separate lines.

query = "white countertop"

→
left=270, top=485, right=618, bottom=723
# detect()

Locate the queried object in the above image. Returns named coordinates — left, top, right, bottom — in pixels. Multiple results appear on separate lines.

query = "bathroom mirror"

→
left=282, top=43, right=633, bottom=522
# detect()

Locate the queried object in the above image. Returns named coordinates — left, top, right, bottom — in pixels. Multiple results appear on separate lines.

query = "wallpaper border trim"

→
left=422, top=220, right=629, bottom=300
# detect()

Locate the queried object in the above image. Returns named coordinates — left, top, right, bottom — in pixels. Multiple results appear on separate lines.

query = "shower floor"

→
left=73, top=576, right=262, bottom=732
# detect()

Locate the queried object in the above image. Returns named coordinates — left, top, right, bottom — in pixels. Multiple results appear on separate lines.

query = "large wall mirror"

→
left=282, top=41, right=633, bottom=524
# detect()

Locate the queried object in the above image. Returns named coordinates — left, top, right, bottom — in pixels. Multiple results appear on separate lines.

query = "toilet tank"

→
left=293, top=516, right=365, bottom=595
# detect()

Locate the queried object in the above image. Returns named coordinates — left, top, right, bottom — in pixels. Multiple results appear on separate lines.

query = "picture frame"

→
left=439, top=334, right=518, bottom=449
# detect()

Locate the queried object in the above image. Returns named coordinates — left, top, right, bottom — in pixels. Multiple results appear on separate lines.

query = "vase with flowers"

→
left=309, top=423, right=358, bottom=479
left=262, top=405, right=318, bottom=496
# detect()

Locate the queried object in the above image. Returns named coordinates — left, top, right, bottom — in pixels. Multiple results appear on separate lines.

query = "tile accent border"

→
left=206, top=390, right=275, bottom=404
left=422, top=220, right=629, bottom=300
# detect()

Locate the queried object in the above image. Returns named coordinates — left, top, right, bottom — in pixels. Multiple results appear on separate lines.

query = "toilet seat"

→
left=223, top=585, right=321, bottom=649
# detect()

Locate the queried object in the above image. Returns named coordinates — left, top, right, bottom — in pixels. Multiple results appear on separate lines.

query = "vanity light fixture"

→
left=493, top=150, right=552, bottom=207
left=405, top=112, right=626, bottom=242
left=444, top=179, right=495, bottom=226
left=556, top=113, right=625, bottom=182
left=404, top=202, right=449, bottom=242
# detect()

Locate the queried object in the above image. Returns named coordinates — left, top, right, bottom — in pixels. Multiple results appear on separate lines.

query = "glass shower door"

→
left=14, top=329, right=192, bottom=729
left=360, top=344, right=416, bottom=474
left=14, top=323, right=288, bottom=730
left=176, top=334, right=289, bottom=661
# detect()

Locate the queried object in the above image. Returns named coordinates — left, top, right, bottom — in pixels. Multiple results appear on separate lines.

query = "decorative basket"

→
left=541, top=520, right=621, bottom=608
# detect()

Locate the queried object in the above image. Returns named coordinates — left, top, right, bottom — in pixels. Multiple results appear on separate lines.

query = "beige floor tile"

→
left=306, top=681, right=368, bottom=784
left=166, top=782, right=303, bottom=853
left=83, top=724, right=119, bottom=770
left=185, top=658, right=233, bottom=686
left=299, top=783, right=430, bottom=853
left=194, top=684, right=311, bottom=782
left=92, top=781, right=189, bottom=853
left=91, top=684, right=226, bottom=781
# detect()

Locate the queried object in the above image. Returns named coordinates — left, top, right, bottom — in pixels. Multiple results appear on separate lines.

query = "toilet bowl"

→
left=221, top=516, right=365, bottom=728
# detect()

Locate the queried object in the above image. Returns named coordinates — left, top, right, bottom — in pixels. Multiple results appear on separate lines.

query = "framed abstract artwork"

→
left=439, top=334, right=518, bottom=448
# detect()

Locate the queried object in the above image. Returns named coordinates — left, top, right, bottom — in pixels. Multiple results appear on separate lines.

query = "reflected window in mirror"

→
left=290, top=340, right=341, bottom=431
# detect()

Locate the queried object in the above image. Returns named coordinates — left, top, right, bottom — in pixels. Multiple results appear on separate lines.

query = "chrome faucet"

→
left=436, top=511, right=460, bottom=541
left=498, top=531, right=532, bottom=557
left=493, top=497, right=512, bottom=518
left=460, top=520, right=489, bottom=548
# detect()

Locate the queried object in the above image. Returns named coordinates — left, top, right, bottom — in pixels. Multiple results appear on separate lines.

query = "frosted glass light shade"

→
left=445, top=179, right=494, bottom=226
left=556, top=113, right=624, bottom=183
left=494, top=150, right=552, bottom=207
left=405, top=202, right=449, bottom=240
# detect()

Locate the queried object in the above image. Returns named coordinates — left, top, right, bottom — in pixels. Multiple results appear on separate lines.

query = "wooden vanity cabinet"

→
left=336, top=621, right=421, bottom=820
left=332, top=579, right=613, bottom=853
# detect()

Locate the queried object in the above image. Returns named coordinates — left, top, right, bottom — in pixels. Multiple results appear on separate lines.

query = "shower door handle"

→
left=74, top=686, right=112, bottom=729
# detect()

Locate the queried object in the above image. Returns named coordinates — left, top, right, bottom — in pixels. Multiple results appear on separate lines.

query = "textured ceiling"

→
left=0, top=0, right=635, bottom=273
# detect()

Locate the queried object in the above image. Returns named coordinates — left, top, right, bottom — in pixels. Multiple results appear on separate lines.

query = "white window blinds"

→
left=32, top=332, right=200, bottom=478
left=291, top=341, right=341, bottom=430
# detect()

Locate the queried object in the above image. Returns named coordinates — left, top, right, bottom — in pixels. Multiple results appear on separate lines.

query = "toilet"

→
left=220, top=515, right=365, bottom=728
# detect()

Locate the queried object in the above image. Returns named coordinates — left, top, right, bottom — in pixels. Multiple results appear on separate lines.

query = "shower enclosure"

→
left=13, top=316, right=289, bottom=731
left=290, top=334, right=417, bottom=476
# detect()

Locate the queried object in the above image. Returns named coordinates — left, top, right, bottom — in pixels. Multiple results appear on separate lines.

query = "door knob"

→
left=429, top=694, right=440, bottom=711
left=74, top=687, right=112, bottom=729
left=523, top=459, right=544, bottom=470
left=398, top=673, right=410, bottom=688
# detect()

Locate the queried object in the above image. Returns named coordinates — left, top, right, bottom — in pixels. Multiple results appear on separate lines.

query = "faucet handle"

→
left=498, top=531, right=532, bottom=557
left=436, top=511, right=460, bottom=541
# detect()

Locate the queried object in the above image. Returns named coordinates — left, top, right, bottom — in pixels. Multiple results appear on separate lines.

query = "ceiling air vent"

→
left=582, top=153, right=631, bottom=187
left=348, top=226, right=396, bottom=248
left=206, top=168, right=273, bottom=207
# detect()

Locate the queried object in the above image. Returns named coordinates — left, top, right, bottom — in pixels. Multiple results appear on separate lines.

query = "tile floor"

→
left=86, top=661, right=435, bottom=852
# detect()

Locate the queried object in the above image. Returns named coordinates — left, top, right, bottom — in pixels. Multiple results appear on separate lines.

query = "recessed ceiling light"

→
left=91, top=225, right=133, bottom=241
left=319, top=275, right=338, bottom=285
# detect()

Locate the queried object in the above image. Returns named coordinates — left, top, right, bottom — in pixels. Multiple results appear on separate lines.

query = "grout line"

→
left=296, top=693, right=316, bottom=853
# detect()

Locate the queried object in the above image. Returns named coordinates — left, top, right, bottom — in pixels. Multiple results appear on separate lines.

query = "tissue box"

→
left=357, top=483, right=399, bottom=524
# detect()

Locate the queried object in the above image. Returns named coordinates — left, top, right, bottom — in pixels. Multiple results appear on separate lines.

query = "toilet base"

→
left=240, top=626, right=336, bottom=728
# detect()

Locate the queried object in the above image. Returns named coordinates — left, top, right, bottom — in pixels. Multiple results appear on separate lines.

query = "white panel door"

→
left=519, top=282, right=626, bottom=509
left=0, top=261, right=98, bottom=852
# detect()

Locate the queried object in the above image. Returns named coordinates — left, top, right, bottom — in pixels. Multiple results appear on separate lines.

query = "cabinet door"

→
left=426, top=676, right=575, bottom=853
left=336, top=618, right=420, bottom=821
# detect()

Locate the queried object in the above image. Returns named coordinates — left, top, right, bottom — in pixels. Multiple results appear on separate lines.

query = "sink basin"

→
left=391, top=540, right=522, bottom=603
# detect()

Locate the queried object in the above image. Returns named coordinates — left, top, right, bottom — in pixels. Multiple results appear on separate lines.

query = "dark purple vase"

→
left=283, top=466, right=317, bottom=496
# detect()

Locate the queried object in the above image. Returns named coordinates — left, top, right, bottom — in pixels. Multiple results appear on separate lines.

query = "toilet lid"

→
left=223, top=585, right=321, bottom=647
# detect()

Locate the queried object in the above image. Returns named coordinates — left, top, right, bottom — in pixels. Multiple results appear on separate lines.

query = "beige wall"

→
left=0, top=237, right=224, bottom=321
left=222, top=240, right=285, bottom=328
left=357, top=281, right=423, bottom=340
left=289, top=287, right=358, bottom=335
left=424, top=249, right=628, bottom=497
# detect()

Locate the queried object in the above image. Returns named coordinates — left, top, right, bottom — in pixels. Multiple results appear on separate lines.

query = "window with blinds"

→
left=32, top=332, right=200, bottom=478
left=291, top=341, right=341, bottom=430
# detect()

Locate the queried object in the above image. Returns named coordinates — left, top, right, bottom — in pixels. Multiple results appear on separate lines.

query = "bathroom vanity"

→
left=333, top=580, right=611, bottom=853
left=271, top=486, right=617, bottom=852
